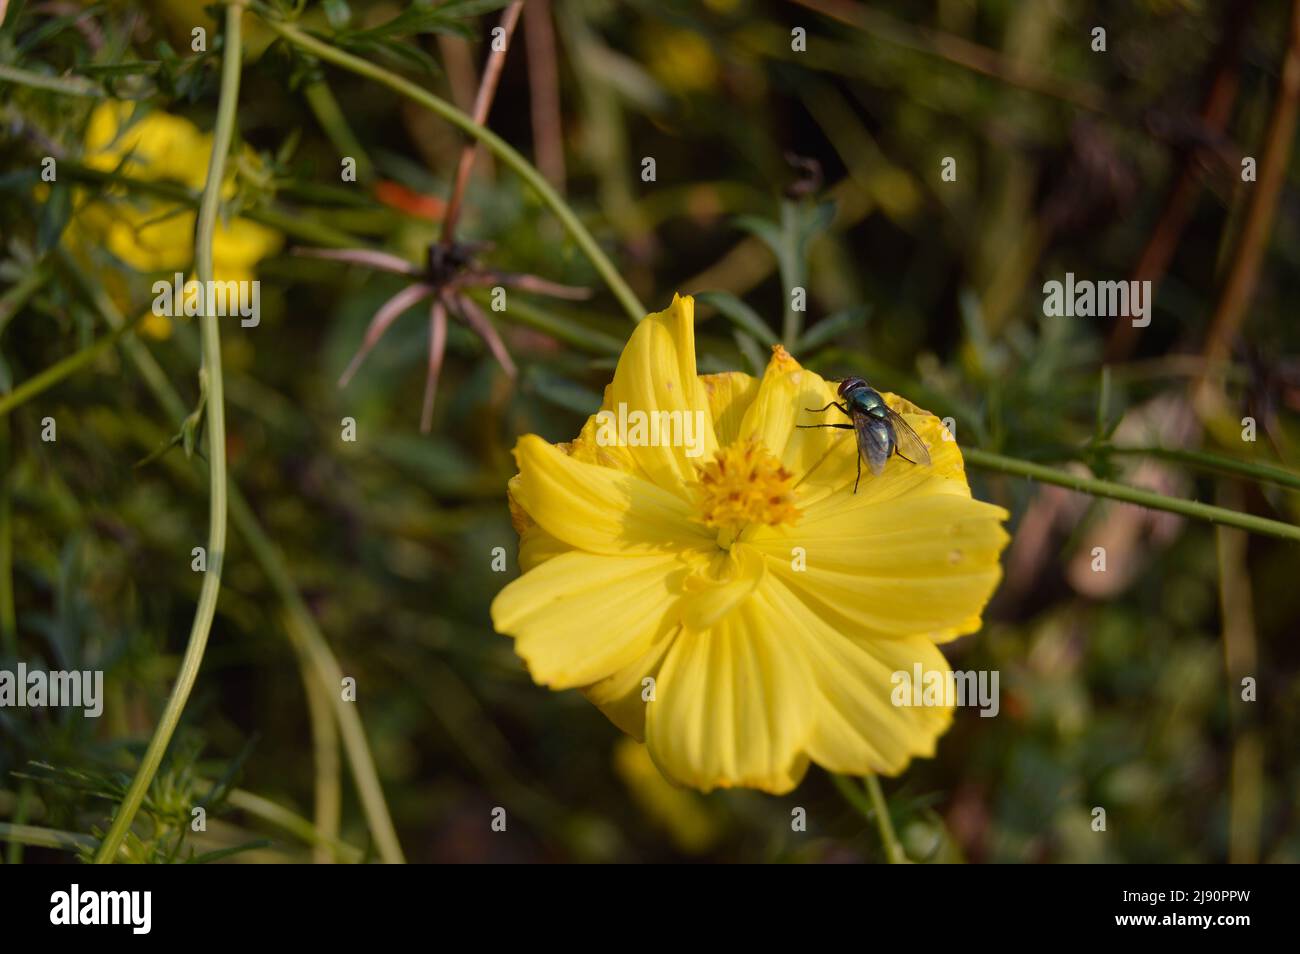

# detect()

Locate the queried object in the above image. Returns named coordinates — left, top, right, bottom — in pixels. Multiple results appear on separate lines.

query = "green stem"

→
left=832, top=773, right=907, bottom=863
left=55, top=257, right=407, bottom=864
left=0, top=265, right=51, bottom=337
left=863, top=774, right=906, bottom=864
left=4, top=782, right=34, bottom=863
left=0, top=822, right=101, bottom=854
left=963, top=447, right=1300, bottom=543
left=1101, top=444, right=1300, bottom=494
left=282, top=604, right=405, bottom=863
left=0, top=64, right=105, bottom=99
left=93, top=2, right=245, bottom=864
left=225, top=788, right=360, bottom=863
left=463, top=289, right=623, bottom=355
left=260, top=17, right=647, bottom=323
left=287, top=610, right=343, bottom=862
left=302, top=77, right=375, bottom=182
left=0, top=313, right=146, bottom=418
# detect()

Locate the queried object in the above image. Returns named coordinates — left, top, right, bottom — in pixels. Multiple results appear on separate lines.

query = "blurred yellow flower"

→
left=645, top=28, right=719, bottom=93
left=613, top=738, right=720, bottom=854
left=492, top=294, right=1009, bottom=794
left=70, top=102, right=282, bottom=338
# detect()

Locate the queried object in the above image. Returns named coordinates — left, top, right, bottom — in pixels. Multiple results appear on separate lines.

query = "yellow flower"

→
left=84, top=100, right=210, bottom=189
left=70, top=103, right=283, bottom=338
left=491, top=295, right=1009, bottom=794
left=645, top=28, right=720, bottom=94
left=613, top=738, right=721, bottom=854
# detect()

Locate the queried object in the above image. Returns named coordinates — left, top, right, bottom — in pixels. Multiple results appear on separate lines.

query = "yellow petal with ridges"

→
left=492, top=552, right=686, bottom=688
left=759, top=577, right=954, bottom=775
left=676, top=544, right=766, bottom=631
left=646, top=599, right=815, bottom=793
left=583, top=625, right=680, bottom=739
left=511, top=434, right=715, bottom=555
left=751, top=493, right=1009, bottom=641
left=733, top=349, right=859, bottom=498
left=699, top=371, right=760, bottom=446
left=606, top=294, right=717, bottom=493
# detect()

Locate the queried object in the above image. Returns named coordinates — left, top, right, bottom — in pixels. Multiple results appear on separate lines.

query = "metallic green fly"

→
left=798, top=376, right=931, bottom=493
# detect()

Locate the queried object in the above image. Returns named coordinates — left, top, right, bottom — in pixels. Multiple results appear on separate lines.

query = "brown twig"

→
left=524, top=0, right=566, bottom=192
left=1106, top=1, right=1252, bottom=362
left=1200, top=0, right=1300, bottom=371
left=422, top=298, right=449, bottom=433
left=432, top=33, right=493, bottom=179
left=442, top=2, right=525, bottom=241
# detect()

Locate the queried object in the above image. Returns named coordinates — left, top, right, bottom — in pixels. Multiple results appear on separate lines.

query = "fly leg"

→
left=796, top=423, right=854, bottom=429
left=805, top=401, right=850, bottom=417
left=854, top=452, right=862, bottom=494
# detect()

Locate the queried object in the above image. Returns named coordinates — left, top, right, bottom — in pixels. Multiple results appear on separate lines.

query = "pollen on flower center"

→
left=693, top=439, right=800, bottom=539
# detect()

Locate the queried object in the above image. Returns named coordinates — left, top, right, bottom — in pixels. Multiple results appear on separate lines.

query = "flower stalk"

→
left=92, top=0, right=245, bottom=864
left=832, top=773, right=907, bottom=863
left=963, top=447, right=1300, bottom=543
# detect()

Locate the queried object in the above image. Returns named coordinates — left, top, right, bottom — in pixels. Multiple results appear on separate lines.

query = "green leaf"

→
left=731, top=214, right=785, bottom=264
left=524, top=367, right=601, bottom=416
left=36, top=184, right=72, bottom=254
left=794, top=305, right=871, bottom=355
left=732, top=330, right=767, bottom=376
left=695, top=290, right=779, bottom=347
left=322, top=0, right=352, bottom=30
left=187, top=840, right=274, bottom=864
left=799, top=199, right=837, bottom=247
left=342, top=36, right=443, bottom=75
left=436, top=0, right=513, bottom=17
left=337, top=0, right=508, bottom=44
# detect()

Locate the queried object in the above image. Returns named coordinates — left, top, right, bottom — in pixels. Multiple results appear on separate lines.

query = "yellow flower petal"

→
left=140, top=311, right=173, bottom=340
left=583, top=627, right=679, bottom=739
left=759, top=577, right=954, bottom=775
left=511, top=434, right=714, bottom=555
left=646, top=599, right=815, bottom=793
left=491, top=552, right=685, bottom=688
left=85, top=103, right=205, bottom=182
left=753, top=493, right=1009, bottom=641
left=566, top=403, right=648, bottom=477
left=509, top=504, right=572, bottom=574
left=606, top=294, right=717, bottom=492
left=733, top=348, right=858, bottom=496
left=699, top=371, right=759, bottom=445
left=677, top=544, right=766, bottom=631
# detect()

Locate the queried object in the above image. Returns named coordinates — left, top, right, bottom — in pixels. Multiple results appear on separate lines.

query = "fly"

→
left=798, top=376, right=931, bottom=492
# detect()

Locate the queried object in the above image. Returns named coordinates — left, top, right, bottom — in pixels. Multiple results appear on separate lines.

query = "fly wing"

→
left=853, top=413, right=892, bottom=475
left=885, top=407, right=931, bottom=467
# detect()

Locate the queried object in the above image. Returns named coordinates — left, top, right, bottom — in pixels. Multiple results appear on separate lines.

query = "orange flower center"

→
left=693, top=439, right=800, bottom=543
